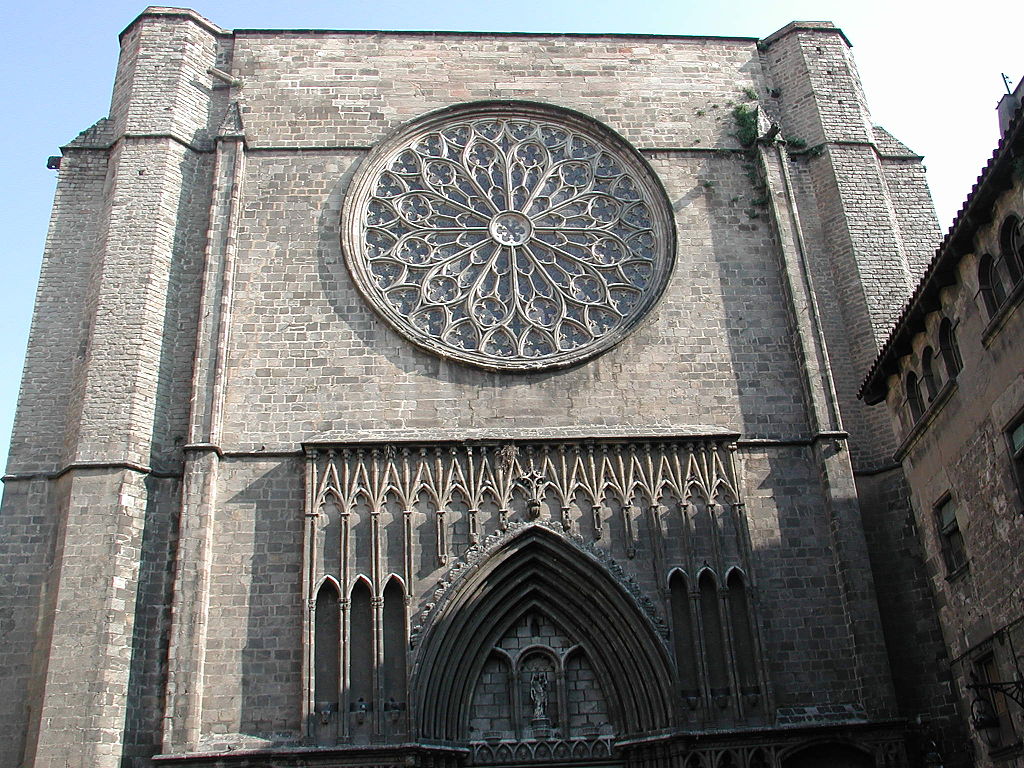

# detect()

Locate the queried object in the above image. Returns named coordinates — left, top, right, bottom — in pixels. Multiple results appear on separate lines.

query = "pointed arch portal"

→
left=412, top=526, right=674, bottom=742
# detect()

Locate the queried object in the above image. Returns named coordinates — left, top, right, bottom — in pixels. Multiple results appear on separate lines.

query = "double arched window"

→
left=902, top=317, right=962, bottom=427
left=979, top=213, right=1024, bottom=319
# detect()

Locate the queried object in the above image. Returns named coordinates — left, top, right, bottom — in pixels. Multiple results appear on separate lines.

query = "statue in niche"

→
left=530, top=671, right=549, bottom=719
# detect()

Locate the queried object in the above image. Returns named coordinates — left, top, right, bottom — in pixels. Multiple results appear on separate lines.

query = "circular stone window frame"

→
left=340, top=100, right=677, bottom=372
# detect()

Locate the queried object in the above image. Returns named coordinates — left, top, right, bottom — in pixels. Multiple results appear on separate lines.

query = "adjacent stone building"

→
left=861, top=80, right=1024, bottom=767
left=0, top=8, right=966, bottom=768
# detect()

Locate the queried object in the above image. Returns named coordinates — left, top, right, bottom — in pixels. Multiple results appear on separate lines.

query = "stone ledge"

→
left=305, top=424, right=739, bottom=447
left=120, top=6, right=227, bottom=41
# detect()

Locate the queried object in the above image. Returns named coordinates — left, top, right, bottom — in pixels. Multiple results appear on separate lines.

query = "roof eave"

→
left=859, top=101, right=1024, bottom=403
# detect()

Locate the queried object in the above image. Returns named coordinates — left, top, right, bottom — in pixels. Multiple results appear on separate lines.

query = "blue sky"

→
left=1, top=0, right=1019, bottom=469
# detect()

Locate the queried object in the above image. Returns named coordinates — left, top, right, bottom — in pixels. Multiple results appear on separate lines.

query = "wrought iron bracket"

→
left=968, top=680, right=1024, bottom=711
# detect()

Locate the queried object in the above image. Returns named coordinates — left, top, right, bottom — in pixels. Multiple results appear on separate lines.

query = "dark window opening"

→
left=669, top=571, right=700, bottom=697
left=977, top=654, right=1018, bottom=746
left=939, top=318, right=962, bottom=380
left=699, top=572, right=728, bottom=695
left=921, top=346, right=939, bottom=401
left=999, top=215, right=1023, bottom=285
left=935, top=495, right=967, bottom=574
left=314, top=581, right=341, bottom=707
left=350, top=579, right=373, bottom=712
left=906, top=371, right=924, bottom=422
left=382, top=578, right=407, bottom=706
left=726, top=571, right=758, bottom=694
left=980, top=253, right=1007, bottom=318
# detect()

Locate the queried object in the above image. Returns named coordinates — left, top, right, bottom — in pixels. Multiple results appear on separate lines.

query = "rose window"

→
left=341, top=103, right=675, bottom=371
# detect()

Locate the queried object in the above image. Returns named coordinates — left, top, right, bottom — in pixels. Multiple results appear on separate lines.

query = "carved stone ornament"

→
left=341, top=102, right=676, bottom=371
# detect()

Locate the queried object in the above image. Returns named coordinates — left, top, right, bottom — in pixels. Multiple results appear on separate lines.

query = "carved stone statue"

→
left=530, top=671, right=549, bottom=719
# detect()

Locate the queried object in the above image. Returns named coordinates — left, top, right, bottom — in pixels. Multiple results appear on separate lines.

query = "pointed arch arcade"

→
left=411, top=525, right=674, bottom=741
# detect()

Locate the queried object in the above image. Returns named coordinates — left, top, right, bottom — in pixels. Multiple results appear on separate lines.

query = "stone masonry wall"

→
left=230, top=32, right=765, bottom=150
left=222, top=149, right=809, bottom=448
left=1, top=10, right=222, bottom=768
left=761, top=25, right=936, bottom=468
left=0, top=9, right=955, bottom=767
left=4, top=149, right=108, bottom=475
left=195, top=443, right=868, bottom=747
left=761, top=25, right=957, bottom=744
left=201, top=457, right=305, bottom=743
left=0, top=478, right=61, bottom=765
left=883, top=182, right=1024, bottom=763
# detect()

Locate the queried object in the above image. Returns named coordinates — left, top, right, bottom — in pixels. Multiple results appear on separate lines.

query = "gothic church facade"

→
left=0, top=8, right=960, bottom=768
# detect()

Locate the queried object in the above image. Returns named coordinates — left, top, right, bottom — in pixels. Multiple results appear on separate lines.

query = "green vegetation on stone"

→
left=732, top=104, right=758, bottom=147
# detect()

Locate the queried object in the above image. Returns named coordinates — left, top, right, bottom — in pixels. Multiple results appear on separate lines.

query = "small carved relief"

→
left=529, top=671, right=549, bottom=719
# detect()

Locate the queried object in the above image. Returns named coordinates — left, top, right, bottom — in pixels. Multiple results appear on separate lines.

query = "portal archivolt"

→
left=411, top=525, right=674, bottom=742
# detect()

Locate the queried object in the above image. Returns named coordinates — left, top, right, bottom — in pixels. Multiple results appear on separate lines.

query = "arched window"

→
left=906, top=371, right=924, bottom=422
left=382, top=577, right=407, bottom=710
left=669, top=571, right=700, bottom=697
left=350, top=579, right=373, bottom=717
left=921, top=346, right=939, bottom=401
left=999, top=215, right=1023, bottom=285
left=939, top=318, right=962, bottom=379
left=979, top=253, right=1006, bottom=317
left=314, top=580, right=341, bottom=714
left=726, top=570, right=758, bottom=695
left=698, top=571, right=728, bottom=696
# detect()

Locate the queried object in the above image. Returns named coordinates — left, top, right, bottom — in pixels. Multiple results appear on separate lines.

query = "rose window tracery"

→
left=341, top=103, right=675, bottom=370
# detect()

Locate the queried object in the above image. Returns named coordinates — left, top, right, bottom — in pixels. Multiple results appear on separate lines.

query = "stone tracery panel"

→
left=301, top=435, right=756, bottom=743
left=304, top=437, right=743, bottom=616
left=341, top=102, right=676, bottom=370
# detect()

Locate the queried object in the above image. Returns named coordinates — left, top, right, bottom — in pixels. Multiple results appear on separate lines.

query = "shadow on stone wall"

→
left=122, top=147, right=212, bottom=765
left=233, top=459, right=304, bottom=742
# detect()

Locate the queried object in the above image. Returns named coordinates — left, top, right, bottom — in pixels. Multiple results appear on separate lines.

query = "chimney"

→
left=997, top=75, right=1023, bottom=136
